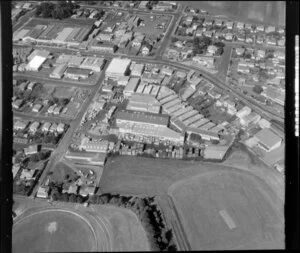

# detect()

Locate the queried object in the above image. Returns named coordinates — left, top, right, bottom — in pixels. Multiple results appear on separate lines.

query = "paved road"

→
left=154, top=4, right=184, bottom=60
left=30, top=63, right=109, bottom=197
left=13, top=73, right=97, bottom=88
left=14, top=43, right=284, bottom=125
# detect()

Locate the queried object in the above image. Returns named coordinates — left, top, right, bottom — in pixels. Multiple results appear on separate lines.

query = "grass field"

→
left=168, top=171, right=284, bottom=250
left=99, top=155, right=284, bottom=250
left=13, top=209, right=97, bottom=253
left=133, top=15, right=171, bottom=35
left=13, top=198, right=150, bottom=252
left=53, top=86, right=75, bottom=99
left=180, top=1, right=285, bottom=27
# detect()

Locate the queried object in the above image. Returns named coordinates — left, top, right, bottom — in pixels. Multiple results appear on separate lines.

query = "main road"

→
left=15, top=42, right=284, bottom=124
left=30, top=61, right=109, bottom=197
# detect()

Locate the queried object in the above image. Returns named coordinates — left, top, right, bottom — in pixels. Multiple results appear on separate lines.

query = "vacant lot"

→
left=13, top=198, right=150, bottom=252
left=168, top=171, right=284, bottom=250
left=53, top=86, right=75, bottom=99
left=134, top=14, right=171, bottom=35
left=180, top=1, right=285, bottom=27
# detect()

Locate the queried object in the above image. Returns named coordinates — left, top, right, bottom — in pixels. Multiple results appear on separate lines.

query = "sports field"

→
left=100, top=155, right=284, bottom=250
left=13, top=209, right=97, bottom=253
left=168, top=171, right=284, bottom=250
left=12, top=199, right=150, bottom=252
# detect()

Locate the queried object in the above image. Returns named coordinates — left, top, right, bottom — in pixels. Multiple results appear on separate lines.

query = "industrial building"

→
left=126, top=94, right=161, bottom=114
left=240, top=112, right=261, bottom=127
left=177, top=110, right=198, bottom=122
left=64, top=67, right=92, bottom=80
left=106, top=58, right=131, bottom=79
left=136, top=83, right=146, bottom=93
left=182, top=114, right=204, bottom=126
left=65, top=151, right=107, bottom=166
left=236, top=106, right=252, bottom=118
left=172, top=106, right=193, bottom=118
left=26, top=55, right=47, bottom=71
left=123, top=77, right=140, bottom=97
left=116, top=110, right=169, bottom=128
left=50, top=64, right=68, bottom=79
left=131, top=63, right=145, bottom=76
left=203, top=145, right=230, bottom=160
left=199, top=122, right=216, bottom=131
left=79, top=137, right=109, bottom=153
left=253, top=128, right=282, bottom=152
left=186, top=127, right=220, bottom=141
left=189, top=118, right=210, bottom=128
left=80, top=57, right=105, bottom=72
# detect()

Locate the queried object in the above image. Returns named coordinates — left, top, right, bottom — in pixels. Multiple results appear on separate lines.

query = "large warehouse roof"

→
left=254, top=128, right=282, bottom=149
left=116, top=110, right=169, bottom=126
left=27, top=55, right=46, bottom=70
left=106, top=58, right=131, bottom=75
left=129, top=94, right=160, bottom=105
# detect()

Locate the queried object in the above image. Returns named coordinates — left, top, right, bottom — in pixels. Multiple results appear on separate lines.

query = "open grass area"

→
left=50, top=161, right=78, bottom=184
left=13, top=198, right=150, bottom=252
left=133, top=14, right=171, bottom=35
left=168, top=171, right=284, bottom=250
left=180, top=1, right=285, bottom=27
left=53, top=86, right=75, bottom=99
left=13, top=209, right=96, bottom=253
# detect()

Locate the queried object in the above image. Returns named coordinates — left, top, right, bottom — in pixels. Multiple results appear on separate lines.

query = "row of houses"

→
left=13, top=119, right=65, bottom=134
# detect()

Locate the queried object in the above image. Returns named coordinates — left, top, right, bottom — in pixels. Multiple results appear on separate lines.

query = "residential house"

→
left=265, top=26, right=276, bottom=33
left=236, top=22, right=245, bottom=30
left=255, top=25, right=265, bottom=32
left=226, top=21, right=234, bottom=29
left=225, top=33, right=233, bottom=41
left=141, top=42, right=152, bottom=55
left=235, top=48, right=245, bottom=56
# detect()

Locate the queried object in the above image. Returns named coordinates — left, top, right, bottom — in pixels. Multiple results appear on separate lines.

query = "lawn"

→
left=50, top=161, right=78, bottom=184
left=13, top=210, right=96, bottom=253
left=179, top=1, right=285, bottom=27
left=99, top=155, right=284, bottom=250
left=133, top=14, right=171, bottom=35
left=12, top=199, right=150, bottom=252
left=168, top=171, right=284, bottom=250
left=52, top=86, right=75, bottom=99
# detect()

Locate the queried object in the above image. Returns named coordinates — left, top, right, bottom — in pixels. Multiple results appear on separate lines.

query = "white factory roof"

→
left=27, top=55, right=46, bottom=70
left=106, top=58, right=131, bottom=75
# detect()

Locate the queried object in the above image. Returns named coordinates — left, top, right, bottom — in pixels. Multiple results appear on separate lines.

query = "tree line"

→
left=36, top=2, right=79, bottom=20
left=47, top=186, right=178, bottom=251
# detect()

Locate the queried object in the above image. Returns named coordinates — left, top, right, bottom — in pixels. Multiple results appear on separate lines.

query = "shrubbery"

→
left=36, top=2, right=79, bottom=19
left=89, top=194, right=177, bottom=251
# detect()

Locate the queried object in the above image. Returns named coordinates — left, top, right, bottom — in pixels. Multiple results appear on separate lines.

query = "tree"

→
left=253, top=85, right=263, bottom=94
left=29, top=154, right=39, bottom=162
left=69, top=194, right=77, bottom=203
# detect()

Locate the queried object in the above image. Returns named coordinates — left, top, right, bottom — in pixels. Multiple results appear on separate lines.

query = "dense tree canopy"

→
left=36, top=2, right=79, bottom=19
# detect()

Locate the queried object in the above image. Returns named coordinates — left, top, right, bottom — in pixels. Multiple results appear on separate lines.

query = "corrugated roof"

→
left=116, top=110, right=169, bottom=126
left=254, top=128, right=282, bottom=148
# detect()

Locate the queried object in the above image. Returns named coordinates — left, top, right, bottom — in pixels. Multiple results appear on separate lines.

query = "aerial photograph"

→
left=11, top=1, right=286, bottom=251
